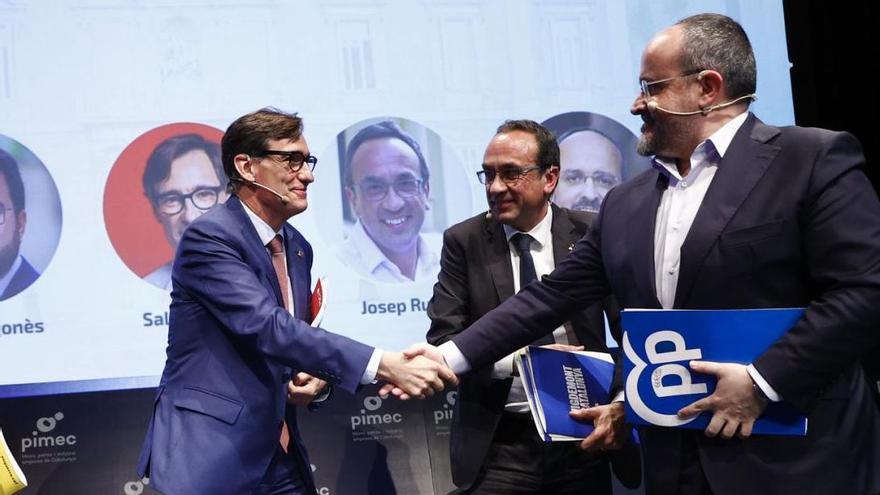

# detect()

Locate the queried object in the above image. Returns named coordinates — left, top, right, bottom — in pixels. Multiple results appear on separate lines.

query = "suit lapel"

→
left=283, top=224, right=309, bottom=321
left=229, top=196, right=286, bottom=311
left=674, top=114, right=781, bottom=307
left=550, top=204, right=578, bottom=266
left=627, top=173, right=666, bottom=308
left=483, top=214, right=516, bottom=303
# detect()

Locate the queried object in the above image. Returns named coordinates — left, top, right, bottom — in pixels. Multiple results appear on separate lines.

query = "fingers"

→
left=378, top=383, right=395, bottom=398
left=437, top=364, right=459, bottom=385
left=689, top=360, right=721, bottom=376
left=542, top=344, right=585, bottom=352
left=678, top=397, right=710, bottom=419
left=569, top=408, right=600, bottom=422
left=292, top=372, right=312, bottom=386
left=737, top=419, right=755, bottom=439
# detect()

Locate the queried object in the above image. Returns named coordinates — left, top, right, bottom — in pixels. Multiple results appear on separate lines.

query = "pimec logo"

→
left=349, top=396, right=403, bottom=430
left=21, top=411, right=77, bottom=453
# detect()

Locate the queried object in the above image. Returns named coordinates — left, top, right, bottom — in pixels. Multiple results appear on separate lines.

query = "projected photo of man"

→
left=338, top=120, right=439, bottom=283
left=542, top=111, right=650, bottom=212
left=142, top=134, right=228, bottom=289
left=0, top=149, right=38, bottom=301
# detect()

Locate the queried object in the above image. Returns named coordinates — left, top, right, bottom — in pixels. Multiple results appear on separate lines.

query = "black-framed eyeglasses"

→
left=153, top=187, right=223, bottom=216
left=0, top=201, right=12, bottom=226
left=639, top=69, right=705, bottom=98
left=560, top=170, right=621, bottom=189
left=254, top=150, right=318, bottom=173
left=350, top=178, right=425, bottom=202
left=477, top=166, right=543, bottom=185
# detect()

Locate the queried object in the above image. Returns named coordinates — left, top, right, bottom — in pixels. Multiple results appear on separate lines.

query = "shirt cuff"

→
left=747, top=364, right=781, bottom=402
left=312, top=385, right=332, bottom=403
left=439, top=341, right=471, bottom=375
left=491, top=352, right=518, bottom=379
left=361, top=349, right=383, bottom=384
left=611, top=391, right=624, bottom=403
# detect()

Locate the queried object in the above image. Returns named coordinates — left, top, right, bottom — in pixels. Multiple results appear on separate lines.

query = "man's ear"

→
left=697, top=70, right=724, bottom=108
left=15, top=209, right=26, bottom=238
left=344, top=186, right=358, bottom=218
left=543, top=165, right=560, bottom=197
left=234, top=153, right=256, bottom=182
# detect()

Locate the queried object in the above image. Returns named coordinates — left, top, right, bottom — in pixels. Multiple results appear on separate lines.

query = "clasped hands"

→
left=376, top=343, right=458, bottom=400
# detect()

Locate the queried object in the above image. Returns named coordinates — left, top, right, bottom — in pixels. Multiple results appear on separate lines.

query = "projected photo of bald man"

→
left=338, top=120, right=439, bottom=283
left=543, top=111, right=650, bottom=213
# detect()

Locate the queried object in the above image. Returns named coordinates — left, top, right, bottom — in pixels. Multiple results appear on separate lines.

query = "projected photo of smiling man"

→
left=339, top=121, right=438, bottom=283
left=142, top=134, right=228, bottom=289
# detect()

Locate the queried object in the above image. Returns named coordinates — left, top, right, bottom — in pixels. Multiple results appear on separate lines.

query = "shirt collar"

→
left=502, top=204, right=553, bottom=248
left=652, top=110, right=750, bottom=182
left=241, top=201, right=283, bottom=247
left=349, top=220, right=434, bottom=278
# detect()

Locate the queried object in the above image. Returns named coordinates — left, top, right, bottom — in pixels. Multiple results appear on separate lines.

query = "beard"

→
left=0, top=229, right=21, bottom=278
left=637, top=112, right=698, bottom=158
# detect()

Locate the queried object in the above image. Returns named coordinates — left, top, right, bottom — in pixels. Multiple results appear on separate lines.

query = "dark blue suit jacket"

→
left=137, top=196, right=374, bottom=495
left=451, top=114, right=880, bottom=495
left=0, top=256, right=39, bottom=301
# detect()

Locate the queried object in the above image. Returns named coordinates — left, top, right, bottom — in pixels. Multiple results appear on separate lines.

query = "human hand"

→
left=286, top=372, right=328, bottom=406
left=541, top=344, right=584, bottom=352
left=676, top=361, right=768, bottom=439
left=571, top=402, right=626, bottom=451
left=401, top=342, right=447, bottom=364
left=376, top=351, right=458, bottom=400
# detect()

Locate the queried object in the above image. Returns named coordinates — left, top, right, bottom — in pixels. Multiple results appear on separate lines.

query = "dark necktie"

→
left=511, top=233, right=554, bottom=346
left=267, top=235, right=291, bottom=453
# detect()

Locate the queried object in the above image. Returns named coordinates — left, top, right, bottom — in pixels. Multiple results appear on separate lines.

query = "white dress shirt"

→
left=338, top=220, right=440, bottom=283
left=241, top=203, right=382, bottom=385
left=495, top=207, right=572, bottom=412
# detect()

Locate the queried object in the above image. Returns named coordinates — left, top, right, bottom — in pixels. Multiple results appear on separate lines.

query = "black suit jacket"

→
left=450, top=114, right=880, bottom=495
left=427, top=204, right=636, bottom=491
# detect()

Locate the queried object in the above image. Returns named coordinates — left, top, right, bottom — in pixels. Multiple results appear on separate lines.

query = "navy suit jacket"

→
left=0, top=256, right=39, bottom=301
left=137, top=196, right=374, bottom=495
left=426, top=204, right=637, bottom=491
left=451, top=114, right=880, bottom=495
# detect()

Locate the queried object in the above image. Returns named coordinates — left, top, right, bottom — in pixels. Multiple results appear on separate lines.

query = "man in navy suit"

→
left=0, top=149, right=40, bottom=301
left=137, top=108, right=457, bottom=495
left=405, top=13, right=880, bottom=495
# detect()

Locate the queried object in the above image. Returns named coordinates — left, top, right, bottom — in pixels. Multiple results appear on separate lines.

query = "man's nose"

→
left=632, top=91, right=649, bottom=115
left=487, top=173, right=507, bottom=195
left=380, top=185, right=406, bottom=209
left=180, top=198, right=201, bottom=224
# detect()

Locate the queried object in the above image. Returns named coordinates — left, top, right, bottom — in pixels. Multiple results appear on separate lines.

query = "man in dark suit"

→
left=0, top=149, right=40, bottom=301
left=425, top=120, right=636, bottom=494
left=137, top=108, right=456, bottom=495
left=408, top=13, right=880, bottom=495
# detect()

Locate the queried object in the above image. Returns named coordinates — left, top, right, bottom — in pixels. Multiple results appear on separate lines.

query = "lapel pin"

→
left=568, top=243, right=575, bottom=252
left=296, top=250, right=305, bottom=258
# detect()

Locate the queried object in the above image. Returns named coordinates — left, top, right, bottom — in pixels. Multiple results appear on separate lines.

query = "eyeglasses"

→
left=254, top=150, right=318, bottom=173
left=154, top=187, right=223, bottom=216
left=560, top=170, right=621, bottom=189
left=350, top=178, right=425, bottom=202
left=639, top=69, right=704, bottom=98
left=477, top=166, right=543, bottom=186
left=0, top=201, right=11, bottom=226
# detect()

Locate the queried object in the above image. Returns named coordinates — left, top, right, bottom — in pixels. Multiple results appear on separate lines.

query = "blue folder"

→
left=621, top=308, right=808, bottom=436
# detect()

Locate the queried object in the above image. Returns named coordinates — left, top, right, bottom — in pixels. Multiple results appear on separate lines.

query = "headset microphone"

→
left=647, top=94, right=757, bottom=116
left=232, top=178, right=289, bottom=204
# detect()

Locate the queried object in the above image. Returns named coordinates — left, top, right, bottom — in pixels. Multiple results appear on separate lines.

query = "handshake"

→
left=376, top=343, right=457, bottom=400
